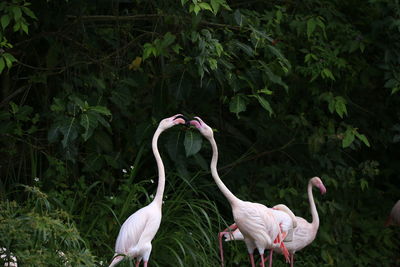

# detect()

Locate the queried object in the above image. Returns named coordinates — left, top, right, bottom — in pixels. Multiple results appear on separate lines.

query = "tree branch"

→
left=66, top=14, right=163, bottom=21
left=67, top=14, right=242, bottom=31
left=218, top=138, right=295, bottom=172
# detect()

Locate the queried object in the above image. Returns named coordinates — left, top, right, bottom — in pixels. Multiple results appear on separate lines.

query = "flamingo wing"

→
left=115, top=206, right=152, bottom=254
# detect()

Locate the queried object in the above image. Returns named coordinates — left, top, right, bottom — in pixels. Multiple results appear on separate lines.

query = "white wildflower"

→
left=34, top=177, right=39, bottom=182
left=150, top=194, right=154, bottom=199
left=122, top=169, right=127, bottom=174
left=1, top=248, right=17, bottom=266
left=150, top=179, right=154, bottom=183
left=130, top=165, right=134, bottom=170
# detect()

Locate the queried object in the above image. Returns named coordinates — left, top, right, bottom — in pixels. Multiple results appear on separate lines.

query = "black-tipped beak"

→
left=192, top=117, right=201, bottom=124
left=174, top=115, right=190, bottom=126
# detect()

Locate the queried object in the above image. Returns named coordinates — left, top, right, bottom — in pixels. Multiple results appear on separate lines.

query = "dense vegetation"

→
left=1, top=0, right=399, bottom=266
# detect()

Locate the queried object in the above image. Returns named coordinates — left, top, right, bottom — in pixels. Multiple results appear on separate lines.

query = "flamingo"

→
left=109, top=114, right=188, bottom=267
left=386, top=200, right=400, bottom=226
left=218, top=205, right=297, bottom=266
left=222, top=177, right=327, bottom=267
left=190, top=116, right=293, bottom=267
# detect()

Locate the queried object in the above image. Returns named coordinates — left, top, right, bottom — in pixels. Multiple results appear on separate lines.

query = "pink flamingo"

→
left=222, top=177, right=327, bottom=267
left=190, top=117, right=293, bottom=267
left=386, top=200, right=400, bottom=226
left=219, top=204, right=297, bottom=265
left=109, top=114, right=187, bottom=267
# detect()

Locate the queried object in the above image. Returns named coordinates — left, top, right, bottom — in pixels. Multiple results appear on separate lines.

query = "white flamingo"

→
left=223, top=177, right=327, bottom=267
left=218, top=204, right=297, bottom=266
left=109, top=114, right=187, bottom=267
left=190, top=117, right=294, bottom=267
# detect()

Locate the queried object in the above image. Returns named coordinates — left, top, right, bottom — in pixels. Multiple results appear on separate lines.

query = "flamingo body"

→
left=233, top=201, right=281, bottom=255
left=276, top=216, right=316, bottom=253
left=224, top=177, right=326, bottom=266
left=114, top=202, right=161, bottom=260
left=109, top=114, right=187, bottom=267
left=191, top=117, right=291, bottom=267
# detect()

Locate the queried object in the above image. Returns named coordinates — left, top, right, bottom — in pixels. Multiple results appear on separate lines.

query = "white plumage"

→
left=223, top=177, right=327, bottom=267
left=191, top=117, right=294, bottom=267
left=109, top=114, right=187, bottom=267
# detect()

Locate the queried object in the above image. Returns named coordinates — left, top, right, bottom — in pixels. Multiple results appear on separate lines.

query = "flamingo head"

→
left=189, top=116, right=214, bottom=139
left=158, top=114, right=188, bottom=130
left=311, top=177, right=327, bottom=194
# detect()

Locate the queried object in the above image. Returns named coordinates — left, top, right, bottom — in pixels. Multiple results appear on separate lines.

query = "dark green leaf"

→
left=12, top=7, right=22, bottom=21
left=307, top=18, right=316, bottom=38
left=233, top=40, right=254, bottom=57
left=184, top=130, right=202, bottom=157
left=229, top=95, right=247, bottom=117
left=355, top=132, right=370, bottom=147
left=60, top=117, right=78, bottom=148
left=21, top=7, right=37, bottom=19
left=80, top=112, right=98, bottom=141
left=0, top=58, right=5, bottom=73
left=1, top=15, right=10, bottom=29
left=90, top=106, right=111, bottom=116
left=335, top=96, right=347, bottom=118
left=162, top=32, right=176, bottom=48
left=210, top=0, right=220, bottom=14
left=254, top=95, right=274, bottom=116
left=233, top=9, right=243, bottom=26
left=342, top=129, right=355, bottom=148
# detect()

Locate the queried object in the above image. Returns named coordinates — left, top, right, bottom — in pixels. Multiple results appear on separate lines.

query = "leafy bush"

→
left=0, top=186, right=97, bottom=267
left=1, top=0, right=400, bottom=266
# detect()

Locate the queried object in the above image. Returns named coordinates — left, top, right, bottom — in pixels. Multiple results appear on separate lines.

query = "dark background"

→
left=0, top=0, right=399, bottom=266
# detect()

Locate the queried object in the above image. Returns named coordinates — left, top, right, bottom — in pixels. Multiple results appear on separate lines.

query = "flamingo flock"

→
left=3, top=114, right=398, bottom=267
left=106, top=114, right=328, bottom=267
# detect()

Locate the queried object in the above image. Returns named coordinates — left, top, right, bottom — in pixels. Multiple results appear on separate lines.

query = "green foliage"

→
left=0, top=186, right=97, bottom=266
left=1, top=0, right=400, bottom=266
left=0, top=0, right=37, bottom=73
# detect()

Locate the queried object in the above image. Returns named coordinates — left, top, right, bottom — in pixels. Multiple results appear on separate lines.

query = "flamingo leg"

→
left=290, top=254, right=294, bottom=267
left=249, top=253, right=256, bottom=267
left=260, top=254, right=266, bottom=267
left=135, top=259, right=141, bottom=267
left=143, top=261, right=148, bottom=267
left=260, top=249, right=274, bottom=265
left=263, top=250, right=274, bottom=263
left=218, top=224, right=238, bottom=267
left=269, top=250, right=274, bottom=267
left=218, top=231, right=225, bottom=267
left=272, top=229, right=290, bottom=264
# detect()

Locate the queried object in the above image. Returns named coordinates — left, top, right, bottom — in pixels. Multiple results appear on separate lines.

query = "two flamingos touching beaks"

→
left=108, top=114, right=327, bottom=267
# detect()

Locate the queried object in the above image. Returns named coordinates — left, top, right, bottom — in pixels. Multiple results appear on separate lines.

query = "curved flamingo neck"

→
left=307, top=181, right=319, bottom=228
left=208, top=136, right=240, bottom=206
left=152, top=127, right=165, bottom=206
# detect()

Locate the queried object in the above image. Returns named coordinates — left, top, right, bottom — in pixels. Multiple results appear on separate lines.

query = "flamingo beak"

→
left=189, top=117, right=202, bottom=128
left=319, top=184, right=327, bottom=195
left=173, top=115, right=189, bottom=126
